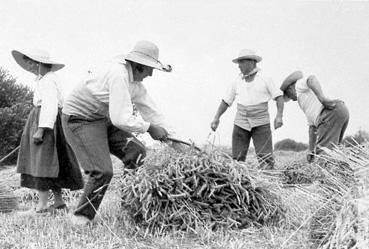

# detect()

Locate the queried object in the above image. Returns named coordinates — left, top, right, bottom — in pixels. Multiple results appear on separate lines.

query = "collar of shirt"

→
left=241, top=67, right=260, bottom=80
left=34, top=74, right=42, bottom=81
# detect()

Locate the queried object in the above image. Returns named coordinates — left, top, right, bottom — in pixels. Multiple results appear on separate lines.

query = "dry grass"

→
left=0, top=187, right=309, bottom=249
left=1, top=144, right=367, bottom=249
left=0, top=176, right=18, bottom=213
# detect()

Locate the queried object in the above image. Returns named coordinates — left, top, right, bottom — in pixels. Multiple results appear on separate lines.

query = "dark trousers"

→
left=232, top=124, right=274, bottom=169
left=316, top=101, right=349, bottom=154
left=62, top=114, right=146, bottom=220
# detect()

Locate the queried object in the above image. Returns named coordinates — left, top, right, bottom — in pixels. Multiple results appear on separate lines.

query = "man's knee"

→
left=90, top=170, right=113, bottom=179
left=122, top=141, right=146, bottom=169
left=233, top=149, right=247, bottom=161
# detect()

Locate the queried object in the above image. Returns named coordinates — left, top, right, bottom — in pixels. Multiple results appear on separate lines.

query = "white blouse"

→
left=33, top=72, right=63, bottom=129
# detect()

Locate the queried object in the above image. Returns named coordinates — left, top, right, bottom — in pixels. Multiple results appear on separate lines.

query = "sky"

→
left=1, top=0, right=369, bottom=147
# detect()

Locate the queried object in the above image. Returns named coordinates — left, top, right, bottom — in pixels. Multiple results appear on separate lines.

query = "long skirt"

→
left=16, top=107, right=84, bottom=191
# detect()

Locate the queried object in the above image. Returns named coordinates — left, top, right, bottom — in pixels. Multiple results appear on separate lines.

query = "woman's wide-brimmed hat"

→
left=232, top=49, right=262, bottom=63
left=119, top=40, right=172, bottom=72
left=280, top=71, right=304, bottom=92
left=11, top=49, right=65, bottom=72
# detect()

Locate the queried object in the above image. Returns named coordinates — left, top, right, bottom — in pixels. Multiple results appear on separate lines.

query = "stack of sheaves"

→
left=281, top=160, right=323, bottom=185
left=0, top=179, right=18, bottom=213
left=311, top=144, right=369, bottom=249
left=120, top=147, right=285, bottom=233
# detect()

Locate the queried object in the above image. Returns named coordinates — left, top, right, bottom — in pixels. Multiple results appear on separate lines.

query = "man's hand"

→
left=210, top=118, right=220, bottom=131
left=274, top=115, right=283, bottom=130
left=32, top=128, right=45, bottom=144
left=306, top=151, right=315, bottom=163
left=148, top=124, right=168, bottom=141
left=321, top=97, right=336, bottom=110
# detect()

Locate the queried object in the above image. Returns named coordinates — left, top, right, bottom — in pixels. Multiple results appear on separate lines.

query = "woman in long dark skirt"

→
left=12, top=49, right=83, bottom=214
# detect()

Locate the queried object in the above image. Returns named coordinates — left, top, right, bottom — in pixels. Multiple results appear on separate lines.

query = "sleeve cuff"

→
left=38, top=123, right=54, bottom=129
left=272, top=91, right=283, bottom=100
left=142, top=121, right=151, bottom=133
left=222, top=99, right=231, bottom=106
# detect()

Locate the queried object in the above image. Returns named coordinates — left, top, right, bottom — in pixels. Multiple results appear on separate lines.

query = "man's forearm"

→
left=275, top=96, right=284, bottom=117
left=308, top=125, right=317, bottom=152
left=214, top=100, right=229, bottom=119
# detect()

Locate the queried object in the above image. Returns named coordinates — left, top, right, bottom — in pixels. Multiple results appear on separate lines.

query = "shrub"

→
left=0, top=68, right=33, bottom=165
left=0, top=68, right=32, bottom=108
left=274, top=138, right=308, bottom=152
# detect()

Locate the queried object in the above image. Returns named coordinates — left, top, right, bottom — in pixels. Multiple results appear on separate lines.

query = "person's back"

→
left=281, top=71, right=349, bottom=162
left=63, top=60, right=127, bottom=120
left=294, top=76, right=323, bottom=127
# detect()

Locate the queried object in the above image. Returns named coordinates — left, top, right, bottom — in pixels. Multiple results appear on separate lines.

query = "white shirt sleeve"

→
left=108, top=67, right=150, bottom=133
left=133, top=83, right=174, bottom=134
left=265, top=77, right=283, bottom=100
left=38, top=76, right=59, bottom=129
left=222, top=80, right=237, bottom=106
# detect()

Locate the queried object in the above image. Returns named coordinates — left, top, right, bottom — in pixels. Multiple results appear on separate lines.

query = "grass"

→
left=0, top=191, right=310, bottom=249
left=0, top=147, right=362, bottom=249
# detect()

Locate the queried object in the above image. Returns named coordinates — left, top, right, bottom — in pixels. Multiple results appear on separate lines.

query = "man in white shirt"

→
left=280, top=71, right=349, bottom=162
left=62, top=41, right=172, bottom=225
left=210, top=49, right=284, bottom=169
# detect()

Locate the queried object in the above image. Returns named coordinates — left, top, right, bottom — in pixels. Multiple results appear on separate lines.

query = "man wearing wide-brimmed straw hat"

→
left=280, top=71, right=349, bottom=162
left=210, top=49, right=284, bottom=169
left=62, top=40, right=173, bottom=225
left=13, top=49, right=83, bottom=215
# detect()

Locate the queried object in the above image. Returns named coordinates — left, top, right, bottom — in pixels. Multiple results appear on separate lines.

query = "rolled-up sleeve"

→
left=38, top=79, right=58, bottom=129
left=108, top=68, right=150, bottom=133
left=222, top=81, right=237, bottom=106
left=265, top=77, right=283, bottom=100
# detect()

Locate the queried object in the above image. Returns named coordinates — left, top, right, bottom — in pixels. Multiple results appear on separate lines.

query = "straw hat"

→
left=119, top=40, right=172, bottom=72
left=11, top=49, right=64, bottom=72
left=232, top=49, right=262, bottom=63
left=280, top=71, right=304, bottom=91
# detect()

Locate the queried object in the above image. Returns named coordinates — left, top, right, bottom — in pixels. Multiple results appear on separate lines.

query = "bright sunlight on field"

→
left=1, top=144, right=368, bottom=249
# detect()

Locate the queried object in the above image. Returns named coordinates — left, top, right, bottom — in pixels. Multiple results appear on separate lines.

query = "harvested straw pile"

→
left=356, top=196, right=369, bottom=248
left=281, top=160, right=323, bottom=185
left=0, top=180, right=18, bottom=213
left=120, top=147, right=285, bottom=233
left=318, top=200, right=358, bottom=249
left=309, top=197, right=344, bottom=247
left=307, top=145, right=369, bottom=249
left=309, top=158, right=355, bottom=247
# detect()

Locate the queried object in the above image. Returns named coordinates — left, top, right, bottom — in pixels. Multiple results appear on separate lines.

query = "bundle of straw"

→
left=356, top=196, right=369, bottom=248
left=307, top=144, right=369, bottom=248
left=0, top=180, right=18, bottom=213
left=309, top=159, right=355, bottom=247
left=318, top=200, right=358, bottom=249
left=281, top=160, right=323, bottom=185
left=120, top=147, right=285, bottom=233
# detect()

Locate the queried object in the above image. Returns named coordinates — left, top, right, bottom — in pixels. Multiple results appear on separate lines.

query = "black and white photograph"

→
left=0, top=0, right=368, bottom=248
